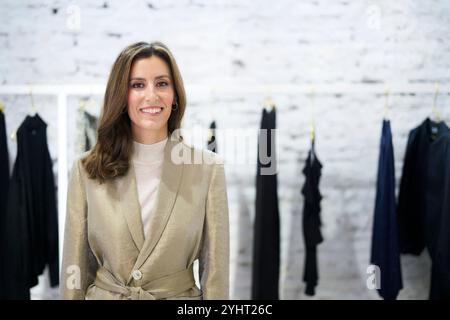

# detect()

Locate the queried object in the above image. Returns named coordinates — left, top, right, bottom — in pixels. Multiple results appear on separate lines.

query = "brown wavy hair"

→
left=82, top=41, right=186, bottom=183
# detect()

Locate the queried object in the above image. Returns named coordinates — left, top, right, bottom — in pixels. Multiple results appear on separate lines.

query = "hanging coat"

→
left=425, top=131, right=450, bottom=299
left=370, top=120, right=403, bottom=300
left=1, top=114, right=59, bottom=299
left=301, top=138, right=323, bottom=296
left=0, top=110, right=10, bottom=299
left=397, top=118, right=450, bottom=299
left=252, top=107, right=280, bottom=300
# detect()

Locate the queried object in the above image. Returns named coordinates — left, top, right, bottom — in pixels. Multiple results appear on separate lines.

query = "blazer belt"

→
left=93, top=265, right=196, bottom=300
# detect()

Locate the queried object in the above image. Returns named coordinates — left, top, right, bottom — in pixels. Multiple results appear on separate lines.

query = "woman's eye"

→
left=157, top=81, right=169, bottom=87
left=131, top=83, right=144, bottom=89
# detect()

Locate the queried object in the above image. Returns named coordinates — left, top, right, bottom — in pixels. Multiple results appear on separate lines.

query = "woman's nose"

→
left=144, top=86, right=159, bottom=102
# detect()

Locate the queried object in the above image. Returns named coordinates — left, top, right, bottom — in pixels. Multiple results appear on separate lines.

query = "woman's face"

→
left=127, top=55, right=174, bottom=143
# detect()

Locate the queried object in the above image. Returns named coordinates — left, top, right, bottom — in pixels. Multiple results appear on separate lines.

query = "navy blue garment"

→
left=397, top=119, right=449, bottom=255
left=252, top=107, right=280, bottom=300
left=301, top=138, right=323, bottom=296
left=370, top=120, right=403, bottom=300
left=397, top=118, right=450, bottom=299
left=425, top=131, right=450, bottom=299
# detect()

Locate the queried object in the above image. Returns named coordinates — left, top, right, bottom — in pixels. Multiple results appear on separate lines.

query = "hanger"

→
left=29, top=85, right=37, bottom=116
left=263, top=96, right=276, bottom=112
left=308, top=87, right=316, bottom=163
left=210, top=86, right=218, bottom=128
left=383, top=89, right=390, bottom=120
left=431, top=82, right=442, bottom=122
left=263, top=87, right=276, bottom=111
left=309, top=87, right=315, bottom=143
left=79, top=95, right=98, bottom=111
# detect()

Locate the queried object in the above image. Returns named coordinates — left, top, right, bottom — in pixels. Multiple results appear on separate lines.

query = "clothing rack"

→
left=0, top=83, right=449, bottom=262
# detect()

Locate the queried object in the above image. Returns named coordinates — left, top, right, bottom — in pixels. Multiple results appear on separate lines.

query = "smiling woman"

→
left=82, top=41, right=186, bottom=182
left=60, top=41, right=230, bottom=300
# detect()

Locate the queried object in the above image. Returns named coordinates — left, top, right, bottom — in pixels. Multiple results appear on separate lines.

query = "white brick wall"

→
left=1, top=0, right=449, bottom=300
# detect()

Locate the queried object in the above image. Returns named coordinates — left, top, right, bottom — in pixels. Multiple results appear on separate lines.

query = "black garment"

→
left=207, top=121, right=217, bottom=153
left=1, top=114, right=59, bottom=299
left=397, top=118, right=450, bottom=299
left=0, top=110, right=10, bottom=299
left=301, top=138, right=323, bottom=296
left=252, top=108, right=280, bottom=300
left=426, top=131, right=450, bottom=299
left=370, top=120, right=403, bottom=300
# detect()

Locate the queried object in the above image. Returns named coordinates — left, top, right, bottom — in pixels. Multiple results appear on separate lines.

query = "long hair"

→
left=82, top=41, right=186, bottom=183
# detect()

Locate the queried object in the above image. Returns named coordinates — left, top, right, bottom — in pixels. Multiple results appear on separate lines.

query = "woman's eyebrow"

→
left=129, top=77, right=146, bottom=81
left=155, top=75, right=170, bottom=80
left=129, top=75, right=170, bottom=81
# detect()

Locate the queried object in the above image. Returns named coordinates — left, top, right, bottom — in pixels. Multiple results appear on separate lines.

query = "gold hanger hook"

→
left=432, top=82, right=441, bottom=121
left=310, top=87, right=315, bottom=142
left=79, top=95, right=89, bottom=111
left=29, top=85, right=37, bottom=115
left=263, top=86, right=275, bottom=111
left=384, top=89, right=390, bottom=119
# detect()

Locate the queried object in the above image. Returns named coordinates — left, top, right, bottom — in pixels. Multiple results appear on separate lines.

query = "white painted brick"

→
left=1, top=0, right=449, bottom=300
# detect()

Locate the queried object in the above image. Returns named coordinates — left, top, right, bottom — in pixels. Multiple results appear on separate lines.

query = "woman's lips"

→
left=139, top=107, right=163, bottom=116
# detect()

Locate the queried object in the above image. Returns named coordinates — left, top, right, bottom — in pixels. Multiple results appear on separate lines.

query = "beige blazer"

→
left=60, top=135, right=229, bottom=300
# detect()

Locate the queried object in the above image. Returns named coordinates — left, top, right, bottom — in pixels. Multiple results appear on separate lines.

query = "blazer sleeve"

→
left=199, top=162, right=230, bottom=299
left=60, top=159, right=97, bottom=300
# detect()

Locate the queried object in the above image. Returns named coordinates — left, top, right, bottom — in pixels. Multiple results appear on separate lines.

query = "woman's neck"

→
left=132, top=129, right=168, bottom=145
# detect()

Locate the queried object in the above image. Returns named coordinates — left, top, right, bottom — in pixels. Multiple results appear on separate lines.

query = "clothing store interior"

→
left=0, top=1, right=449, bottom=300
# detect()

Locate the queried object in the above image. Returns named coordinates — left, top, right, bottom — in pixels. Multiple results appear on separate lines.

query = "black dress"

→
left=252, top=108, right=280, bottom=300
left=301, top=138, right=323, bottom=296
left=0, top=110, right=10, bottom=299
left=1, top=114, right=59, bottom=299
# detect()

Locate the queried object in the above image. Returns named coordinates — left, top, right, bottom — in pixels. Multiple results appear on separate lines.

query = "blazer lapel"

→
left=117, top=164, right=145, bottom=252
left=133, top=135, right=184, bottom=271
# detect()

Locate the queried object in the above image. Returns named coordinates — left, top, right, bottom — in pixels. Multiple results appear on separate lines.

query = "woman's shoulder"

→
left=69, top=151, right=91, bottom=178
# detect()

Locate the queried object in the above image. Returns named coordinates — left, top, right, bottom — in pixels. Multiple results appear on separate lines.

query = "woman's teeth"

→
left=140, top=107, right=162, bottom=114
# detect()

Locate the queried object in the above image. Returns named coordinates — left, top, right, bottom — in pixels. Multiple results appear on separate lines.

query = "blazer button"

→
left=132, top=269, right=142, bottom=280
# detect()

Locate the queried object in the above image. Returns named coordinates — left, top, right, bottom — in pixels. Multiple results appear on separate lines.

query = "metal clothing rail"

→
left=0, top=82, right=449, bottom=264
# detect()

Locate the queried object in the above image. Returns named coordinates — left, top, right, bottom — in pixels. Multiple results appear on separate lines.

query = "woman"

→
left=60, top=41, right=229, bottom=300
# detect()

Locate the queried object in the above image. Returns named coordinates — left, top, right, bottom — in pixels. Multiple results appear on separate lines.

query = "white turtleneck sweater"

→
left=132, top=137, right=168, bottom=239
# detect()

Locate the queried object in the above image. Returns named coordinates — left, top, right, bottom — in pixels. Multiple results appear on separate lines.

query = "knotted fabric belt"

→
left=93, top=265, right=195, bottom=300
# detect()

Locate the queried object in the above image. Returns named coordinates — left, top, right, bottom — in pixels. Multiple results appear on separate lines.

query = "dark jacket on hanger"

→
left=1, top=114, right=59, bottom=299
left=252, top=107, right=280, bottom=300
left=397, top=118, right=450, bottom=299
left=370, top=120, right=403, bottom=300
left=301, top=138, right=323, bottom=296
left=207, top=120, right=217, bottom=153
left=0, top=110, right=10, bottom=299
left=426, top=131, right=450, bottom=299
